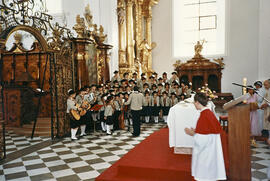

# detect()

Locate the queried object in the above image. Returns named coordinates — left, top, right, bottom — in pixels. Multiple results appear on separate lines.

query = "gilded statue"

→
left=139, top=39, right=151, bottom=73
left=194, top=40, right=205, bottom=58
left=93, top=24, right=98, bottom=35
left=117, top=0, right=125, bottom=25
left=73, top=15, right=86, bottom=38
left=98, top=25, right=107, bottom=44
left=213, top=57, right=225, bottom=68
left=84, top=4, right=94, bottom=29
left=14, top=32, right=22, bottom=44
left=173, top=60, right=182, bottom=69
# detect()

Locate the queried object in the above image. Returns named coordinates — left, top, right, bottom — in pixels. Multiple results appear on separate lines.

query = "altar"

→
left=167, top=100, right=216, bottom=153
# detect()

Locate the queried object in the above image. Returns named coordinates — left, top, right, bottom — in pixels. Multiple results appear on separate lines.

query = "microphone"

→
left=232, top=83, right=257, bottom=90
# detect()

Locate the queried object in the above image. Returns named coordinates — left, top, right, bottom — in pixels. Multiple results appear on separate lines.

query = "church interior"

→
left=0, top=0, right=270, bottom=180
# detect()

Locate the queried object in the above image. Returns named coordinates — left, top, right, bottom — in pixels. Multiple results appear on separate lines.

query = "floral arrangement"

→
left=198, top=84, right=218, bottom=99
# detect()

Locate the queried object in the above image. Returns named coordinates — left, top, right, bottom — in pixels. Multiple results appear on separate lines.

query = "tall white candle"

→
left=243, top=77, right=247, bottom=94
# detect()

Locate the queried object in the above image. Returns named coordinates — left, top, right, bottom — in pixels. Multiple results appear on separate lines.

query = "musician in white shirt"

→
left=67, top=90, right=80, bottom=140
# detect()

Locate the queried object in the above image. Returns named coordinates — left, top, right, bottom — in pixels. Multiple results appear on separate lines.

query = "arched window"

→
left=173, top=0, right=226, bottom=58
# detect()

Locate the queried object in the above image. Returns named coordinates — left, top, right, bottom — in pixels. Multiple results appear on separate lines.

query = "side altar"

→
left=174, top=41, right=224, bottom=92
left=174, top=41, right=233, bottom=107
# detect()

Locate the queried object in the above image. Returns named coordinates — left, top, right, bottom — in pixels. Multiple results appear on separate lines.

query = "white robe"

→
left=192, top=133, right=226, bottom=181
left=167, top=101, right=216, bottom=148
left=257, top=88, right=265, bottom=133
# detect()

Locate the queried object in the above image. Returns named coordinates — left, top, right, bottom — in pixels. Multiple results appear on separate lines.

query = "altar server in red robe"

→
left=185, top=92, right=226, bottom=181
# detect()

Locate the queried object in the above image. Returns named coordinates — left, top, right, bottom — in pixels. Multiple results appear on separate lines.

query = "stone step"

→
left=5, top=117, right=52, bottom=137
left=12, top=129, right=50, bottom=137
left=5, top=126, right=51, bottom=137
left=6, top=125, right=51, bottom=132
left=22, top=124, right=50, bottom=129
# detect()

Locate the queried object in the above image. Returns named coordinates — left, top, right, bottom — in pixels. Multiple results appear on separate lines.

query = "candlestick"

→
left=243, top=77, right=247, bottom=94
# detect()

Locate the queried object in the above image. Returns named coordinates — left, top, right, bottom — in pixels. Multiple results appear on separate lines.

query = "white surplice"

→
left=167, top=101, right=216, bottom=148
left=192, top=133, right=226, bottom=181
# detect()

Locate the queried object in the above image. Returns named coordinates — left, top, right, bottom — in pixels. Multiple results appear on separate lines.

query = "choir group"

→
left=66, top=71, right=194, bottom=140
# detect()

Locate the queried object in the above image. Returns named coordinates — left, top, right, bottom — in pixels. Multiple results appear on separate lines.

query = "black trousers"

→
left=85, top=111, right=93, bottom=132
left=113, top=111, right=121, bottom=130
left=131, top=110, right=141, bottom=136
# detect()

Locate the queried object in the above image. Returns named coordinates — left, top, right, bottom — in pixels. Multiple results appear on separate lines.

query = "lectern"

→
left=223, top=94, right=251, bottom=181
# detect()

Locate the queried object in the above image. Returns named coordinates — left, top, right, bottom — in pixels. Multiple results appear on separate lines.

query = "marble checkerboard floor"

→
left=0, top=123, right=270, bottom=181
left=5, top=131, right=50, bottom=155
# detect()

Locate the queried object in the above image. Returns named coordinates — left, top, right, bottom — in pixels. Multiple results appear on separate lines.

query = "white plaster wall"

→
left=222, top=0, right=259, bottom=97
left=152, top=0, right=260, bottom=97
left=152, top=0, right=174, bottom=76
left=62, top=0, right=85, bottom=31
left=99, top=0, right=119, bottom=78
left=258, top=0, right=270, bottom=81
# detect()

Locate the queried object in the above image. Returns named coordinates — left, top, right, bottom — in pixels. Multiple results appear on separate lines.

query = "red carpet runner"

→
left=96, top=128, right=194, bottom=181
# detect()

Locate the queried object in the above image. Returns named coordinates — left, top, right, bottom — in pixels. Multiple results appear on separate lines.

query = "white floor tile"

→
left=27, top=167, right=50, bottom=176
left=4, top=166, right=26, bottom=175
left=91, top=149, right=108, bottom=154
left=91, top=162, right=111, bottom=170
left=80, top=154, right=99, bottom=161
left=23, top=159, right=43, bottom=166
left=59, top=154, right=78, bottom=160
left=39, top=153, right=58, bottom=159
left=78, top=170, right=100, bottom=180
left=51, top=169, right=75, bottom=178
left=67, top=161, right=88, bottom=168
left=102, top=155, right=120, bottom=162
left=44, top=160, right=66, bottom=167
left=9, top=177, right=31, bottom=181
left=71, top=148, right=89, bottom=153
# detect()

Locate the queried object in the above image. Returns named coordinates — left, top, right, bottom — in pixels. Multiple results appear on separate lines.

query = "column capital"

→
left=149, top=0, right=159, bottom=6
left=126, top=0, right=134, bottom=6
left=138, top=0, right=144, bottom=5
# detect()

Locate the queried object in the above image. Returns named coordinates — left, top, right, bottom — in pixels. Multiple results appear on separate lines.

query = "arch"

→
left=208, top=74, right=218, bottom=92
left=0, top=25, right=50, bottom=51
left=192, top=76, right=204, bottom=91
left=180, top=75, right=188, bottom=85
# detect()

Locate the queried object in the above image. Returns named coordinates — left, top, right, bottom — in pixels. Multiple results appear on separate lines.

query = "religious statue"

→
left=117, top=0, right=125, bottom=25
left=98, top=25, right=107, bottom=44
left=173, top=60, right=182, bottom=69
left=73, top=15, right=86, bottom=38
left=14, top=32, right=22, bottom=44
left=194, top=40, right=205, bottom=58
left=213, top=57, right=225, bottom=68
left=139, top=39, right=151, bottom=73
left=93, top=24, right=98, bottom=35
left=84, top=4, right=94, bottom=29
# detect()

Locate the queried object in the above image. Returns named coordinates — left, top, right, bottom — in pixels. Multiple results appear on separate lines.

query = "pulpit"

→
left=223, top=94, right=251, bottom=181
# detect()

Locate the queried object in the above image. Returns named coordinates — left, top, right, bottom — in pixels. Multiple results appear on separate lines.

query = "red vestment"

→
left=195, top=109, right=222, bottom=134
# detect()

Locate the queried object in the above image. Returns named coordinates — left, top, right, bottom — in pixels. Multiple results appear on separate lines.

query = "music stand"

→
left=90, top=104, right=104, bottom=133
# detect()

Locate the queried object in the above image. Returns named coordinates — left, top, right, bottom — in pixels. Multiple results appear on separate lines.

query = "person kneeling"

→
left=185, top=93, right=226, bottom=181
